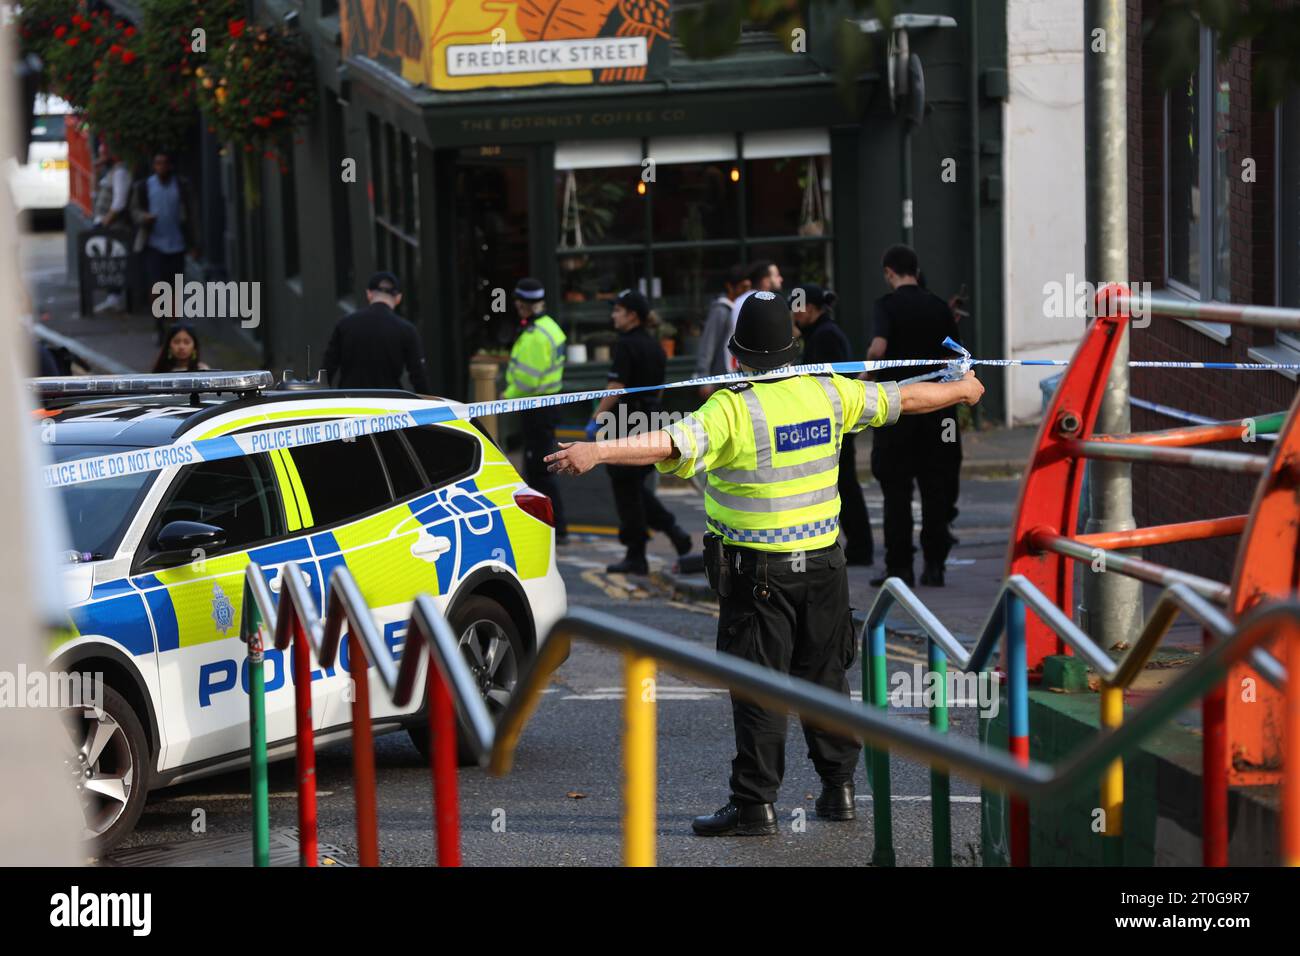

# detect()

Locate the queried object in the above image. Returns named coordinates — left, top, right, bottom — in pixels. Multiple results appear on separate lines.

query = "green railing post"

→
left=247, top=603, right=270, bottom=867
left=928, top=640, right=952, bottom=866
left=865, top=619, right=895, bottom=866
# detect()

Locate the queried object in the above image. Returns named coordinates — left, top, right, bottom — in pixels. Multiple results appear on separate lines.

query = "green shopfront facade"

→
left=246, top=0, right=1008, bottom=420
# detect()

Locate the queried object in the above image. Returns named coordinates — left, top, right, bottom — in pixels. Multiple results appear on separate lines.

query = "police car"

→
left=39, top=372, right=567, bottom=850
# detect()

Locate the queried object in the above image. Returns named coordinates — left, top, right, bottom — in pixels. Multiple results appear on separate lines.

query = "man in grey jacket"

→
left=693, top=263, right=749, bottom=398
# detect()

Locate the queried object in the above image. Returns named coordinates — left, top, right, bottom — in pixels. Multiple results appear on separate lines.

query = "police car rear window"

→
left=403, top=426, right=479, bottom=488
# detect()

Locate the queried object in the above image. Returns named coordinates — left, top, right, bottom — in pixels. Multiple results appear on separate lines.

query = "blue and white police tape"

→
left=38, top=353, right=1300, bottom=490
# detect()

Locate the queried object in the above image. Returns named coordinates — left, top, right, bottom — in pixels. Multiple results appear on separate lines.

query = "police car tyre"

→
left=407, top=595, right=527, bottom=766
left=63, top=683, right=149, bottom=853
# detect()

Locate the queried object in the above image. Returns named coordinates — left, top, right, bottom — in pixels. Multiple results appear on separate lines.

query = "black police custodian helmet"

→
left=728, top=290, right=799, bottom=370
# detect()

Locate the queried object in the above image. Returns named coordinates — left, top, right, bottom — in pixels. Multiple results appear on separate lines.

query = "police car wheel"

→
left=407, top=596, right=525, bottom=766
left=62, top=684, right=149, bottom=853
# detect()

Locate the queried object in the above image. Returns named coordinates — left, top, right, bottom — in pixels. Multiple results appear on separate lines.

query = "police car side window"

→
left=286, top=435, right=392, bottom=528
left=152, top=454, right=281, bottom=557
left=403, top=426, right=480, bottom=488
left=374, top=431, right=424, bottom=501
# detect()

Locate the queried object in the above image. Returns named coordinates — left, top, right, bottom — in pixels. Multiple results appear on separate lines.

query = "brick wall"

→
left=1124, top=0, right=1295, bottom=581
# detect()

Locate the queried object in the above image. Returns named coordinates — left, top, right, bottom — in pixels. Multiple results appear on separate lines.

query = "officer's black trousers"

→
left=717, top=546, right=861, bottom=805
left=520, top=406, right=567, bottom=536
left=607, top=464, right=677, bottom=554
left=837, top=433, right=874, bottom=562
left=870, top=410, right=962, bottom=574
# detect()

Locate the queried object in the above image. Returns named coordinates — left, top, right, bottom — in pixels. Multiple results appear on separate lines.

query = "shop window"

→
left=368, top=114, right=421, bottom=318
left=1164, top=28, right=1234, bottom=336
left=553, top=129, right=832, bottom=358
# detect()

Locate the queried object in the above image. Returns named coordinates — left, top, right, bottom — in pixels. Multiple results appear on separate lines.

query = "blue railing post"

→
left=1005, top=591, right=1030, bottom=866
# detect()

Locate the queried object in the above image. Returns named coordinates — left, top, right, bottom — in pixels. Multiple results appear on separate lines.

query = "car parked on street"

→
left=37, top=371, right=566, bottom=850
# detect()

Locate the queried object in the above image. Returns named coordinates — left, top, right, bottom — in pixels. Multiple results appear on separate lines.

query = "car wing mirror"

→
left=152, top=520, right=227, bottom=564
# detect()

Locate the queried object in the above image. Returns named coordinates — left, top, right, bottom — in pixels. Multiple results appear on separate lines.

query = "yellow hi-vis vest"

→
left=657, top=374, right=902, bottom=552
left=504, top=314, right=566, bottom=399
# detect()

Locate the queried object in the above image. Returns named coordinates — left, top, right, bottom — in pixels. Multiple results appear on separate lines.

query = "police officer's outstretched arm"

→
left=544, top=430, right=677, bottom=477
left=898, top=370, right=984, bottom=414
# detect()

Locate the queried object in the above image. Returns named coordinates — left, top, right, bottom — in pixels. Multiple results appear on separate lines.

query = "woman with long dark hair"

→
left=152, top=323, right=209, bottom=373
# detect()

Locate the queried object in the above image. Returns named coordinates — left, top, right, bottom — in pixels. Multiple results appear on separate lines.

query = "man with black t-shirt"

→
left=866, top=246, right=962, bottom=587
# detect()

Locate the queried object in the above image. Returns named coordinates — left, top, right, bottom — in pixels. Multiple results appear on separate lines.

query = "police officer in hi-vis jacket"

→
left=545, top=291, right=984, bottom=836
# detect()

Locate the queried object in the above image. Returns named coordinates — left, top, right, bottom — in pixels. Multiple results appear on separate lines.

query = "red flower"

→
left=252, top=116, right=271, bottom=128
left=270, top=109, right=286, bottom=119
left=65, top=37, right=79, bottom=47
left=124, top=26, right=135, bottom=37
left=121, top=50, right=136, bottom=65
left=93, top=36, right=103, bottom=45
left=239, top=98, right=250, bottom=107
left=109, top=43, right=122, bottom=56
left=54, top=25, right=67, bottom=38
left=228, top=18, right=247, bottom=38
left=79, top=19, right=90, bottom=31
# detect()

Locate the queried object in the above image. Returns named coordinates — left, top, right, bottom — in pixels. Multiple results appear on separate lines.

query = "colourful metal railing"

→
left=239, top=561, right=493, bottom=866
left=864, top=576, right=1287, bottom=867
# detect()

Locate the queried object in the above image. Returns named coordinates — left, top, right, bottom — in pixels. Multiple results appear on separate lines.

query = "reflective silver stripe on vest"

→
left=713, top=453, right=839, bottom=485
left=708, top=515, right=840, bottom=545
left=685, top=416, right=710, bottom=461
left=881, top=380, right=902, bottom=425
left=706, top=481, right=839, bottom=513
left=534, top=320, right=565, bottom=352
left=739, top=388, right=771, bottom=467
left=814, top=375, right=843, bottom=439
left=508, top=357, right=546, bottom=377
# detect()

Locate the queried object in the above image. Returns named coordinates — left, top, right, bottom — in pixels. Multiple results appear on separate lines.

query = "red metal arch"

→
left=1005, top=303, right=1128, bottom=670
left=1227, top=389, right=1300, bottom=787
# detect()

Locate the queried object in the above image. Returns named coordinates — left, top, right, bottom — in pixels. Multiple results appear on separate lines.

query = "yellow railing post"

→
left=1100, top=683, right=1124, bottom=864
left=623, top=653, right=656, bottom=867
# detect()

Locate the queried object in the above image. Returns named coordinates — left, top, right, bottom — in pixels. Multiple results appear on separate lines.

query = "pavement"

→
left=23, top=227, right=260, bottom=374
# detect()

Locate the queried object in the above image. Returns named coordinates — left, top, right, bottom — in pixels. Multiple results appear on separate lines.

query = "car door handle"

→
left=269, top=566, right=312, bottom=594
left=411, top=530, right=452, bottom=562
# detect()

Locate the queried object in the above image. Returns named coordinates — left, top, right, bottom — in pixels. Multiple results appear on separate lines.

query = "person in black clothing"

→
left=866, top=245, right=962, bottom=587
left=321, top=272, right=430, bottom=392
left=791, top=284, right=873, bottom=566
left=585, top=290, right=692, bottom=574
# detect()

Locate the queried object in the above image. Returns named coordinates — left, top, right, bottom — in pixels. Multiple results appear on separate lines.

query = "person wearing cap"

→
left=585, top=291, right=692, bottom=574
left=506, top=278, right=569, bottom=544
left=321, top=271, right=430, bottom=393
left=545, top=291, right=983, bottom=837
left=792, top=284, right=874, bottom=567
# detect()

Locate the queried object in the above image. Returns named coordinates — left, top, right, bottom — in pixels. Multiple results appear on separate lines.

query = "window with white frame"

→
left=1164, top=28, right=1234, bottom=337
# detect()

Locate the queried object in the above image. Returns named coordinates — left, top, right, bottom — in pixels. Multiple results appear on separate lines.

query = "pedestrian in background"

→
left=505, top=277, right=569, bottom=545
left=866, top=245, right=962, bottom=587
left=129, top=152, right=198, bottom=342
left=321, top=271, right=430, bottom=392
left=91, top=142, right=131, bottom=314
left=694, top=263, right=749, bottom=398
left=792, top=283, right=873, bottom=566
left=152, top=323, right=209, bottom=373
left=586, top=290, right=692, bottom=574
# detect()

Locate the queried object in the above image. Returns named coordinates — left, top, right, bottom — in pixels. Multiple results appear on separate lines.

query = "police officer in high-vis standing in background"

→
left=545, top=291, right=984, bottom=836
left=505, top=277, right=569, bottom=544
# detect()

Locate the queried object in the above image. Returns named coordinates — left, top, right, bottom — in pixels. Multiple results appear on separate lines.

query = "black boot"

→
left=606, top=551, right=649, bottom=575
left=870, top=569, right=914, bottom=588
left=667, top=525, right=692, bottom=557
left=691, top=801, right=778, bottom=837
left=815, top=782, right=856, bottom=821
left=920, top=561, right=945, bottom=587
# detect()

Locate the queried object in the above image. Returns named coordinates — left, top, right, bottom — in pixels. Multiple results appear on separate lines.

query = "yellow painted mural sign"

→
left=342, top=0, right=672, bottom=92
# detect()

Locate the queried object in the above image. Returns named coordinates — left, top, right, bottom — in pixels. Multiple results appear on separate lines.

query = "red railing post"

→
left=1202, top=625, right=1229, bottom=867
left=291, top=610, right=318, bottom=867
left=429, top=664, right=461, bottom=867
left=350, top=647, right=380, bottom=866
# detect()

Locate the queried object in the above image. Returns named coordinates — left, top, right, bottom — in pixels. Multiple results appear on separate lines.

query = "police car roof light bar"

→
left=30, top=370, right=274, bottom=400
